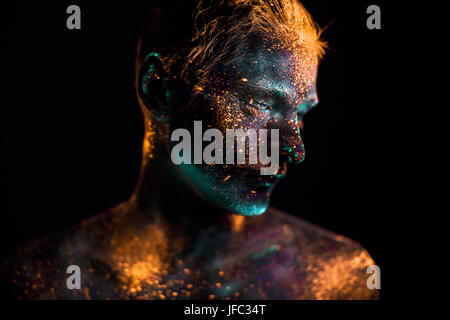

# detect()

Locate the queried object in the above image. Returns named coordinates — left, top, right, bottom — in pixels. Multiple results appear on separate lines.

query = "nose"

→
left=267, top=115, right=305, bottom=164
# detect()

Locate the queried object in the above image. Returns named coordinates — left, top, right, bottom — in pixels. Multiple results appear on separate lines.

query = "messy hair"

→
left=136, top=0, right=325, bottom=83
left=183, top=0, right=325, bottom=80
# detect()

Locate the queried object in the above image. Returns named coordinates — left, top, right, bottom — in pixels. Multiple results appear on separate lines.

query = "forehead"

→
left=241, top=45, right=317, bottom=93
left=203, top=43, right=319, bottom=103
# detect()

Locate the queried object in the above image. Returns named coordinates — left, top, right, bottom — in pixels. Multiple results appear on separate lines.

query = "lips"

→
left=276, top=162, right=288, bottom=177
left=252, top=169, right=286, bottom=189
left=256, top=176, right=278, bottom=188
left=245, top=161, right=287, bottom=176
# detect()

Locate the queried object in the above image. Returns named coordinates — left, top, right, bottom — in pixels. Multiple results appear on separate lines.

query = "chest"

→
left=84, top=243, right=313, bottom=299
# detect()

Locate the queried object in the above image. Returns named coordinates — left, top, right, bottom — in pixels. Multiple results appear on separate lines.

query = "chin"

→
left=223, top=197, right=270, bottom=216
left=213, top=185, right=272, bottom=216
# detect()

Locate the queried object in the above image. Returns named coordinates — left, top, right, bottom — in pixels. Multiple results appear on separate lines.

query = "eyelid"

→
left=235, top=86, right=286, bottom=112
left=251, top=89, right=284, bottom=108
left=246, top=98, right=273, bottom=111
left=237, top=93, right=276, bottom=110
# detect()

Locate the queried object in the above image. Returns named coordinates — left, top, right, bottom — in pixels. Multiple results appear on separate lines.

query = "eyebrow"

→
left=235, top=82, right=319, bottom=108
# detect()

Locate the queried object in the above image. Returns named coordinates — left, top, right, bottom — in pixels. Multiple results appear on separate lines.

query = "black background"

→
left=2, top=0, right=436, bottom=299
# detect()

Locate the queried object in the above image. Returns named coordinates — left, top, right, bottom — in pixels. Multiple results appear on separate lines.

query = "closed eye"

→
left=236, top=88, right=281, bottom=112
left=245, top=98, right=274, bottom=111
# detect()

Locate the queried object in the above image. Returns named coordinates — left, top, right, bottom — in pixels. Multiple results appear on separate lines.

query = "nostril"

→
left=280, top=144, right=291, bottom=162
left=281, top=144, right=293, bottom=154
left=293, top=143, right=306, bottom=164
left=281, top=141, right=305, bottom=164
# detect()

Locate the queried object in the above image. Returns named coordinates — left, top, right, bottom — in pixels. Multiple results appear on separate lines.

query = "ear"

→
left=138, top=52, right=189, bottom=122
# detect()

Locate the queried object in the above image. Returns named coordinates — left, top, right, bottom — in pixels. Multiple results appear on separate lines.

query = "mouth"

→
left=246, top=162, right=287, bottom=190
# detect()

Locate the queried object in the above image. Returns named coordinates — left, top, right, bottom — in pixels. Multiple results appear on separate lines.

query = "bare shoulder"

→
left=0, top=203, right=132, bottom=299
left=264, top=206, right=372, bottom=252
left=0, top=229, right=81, bottom=299
left=242, top=206, right=380, bottom=299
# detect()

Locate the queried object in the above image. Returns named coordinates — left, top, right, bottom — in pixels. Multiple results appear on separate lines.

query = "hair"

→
left=136, top=0, right=325, bottom=84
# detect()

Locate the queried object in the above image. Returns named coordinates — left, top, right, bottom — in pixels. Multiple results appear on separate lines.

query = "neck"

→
left=128, top=145, right=241, bottom=255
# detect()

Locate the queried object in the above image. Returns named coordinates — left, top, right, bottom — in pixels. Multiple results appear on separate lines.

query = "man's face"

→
left=169, top=42, right=319, bottom=215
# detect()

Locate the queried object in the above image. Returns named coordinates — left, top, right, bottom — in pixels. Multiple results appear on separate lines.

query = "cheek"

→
left=210, top=95, right=270, bottom=132
left=215, top=95, right=245, bottom=129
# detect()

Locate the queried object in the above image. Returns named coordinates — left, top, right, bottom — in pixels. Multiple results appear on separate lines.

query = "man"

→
left=2, top=0, right=378, bottom=299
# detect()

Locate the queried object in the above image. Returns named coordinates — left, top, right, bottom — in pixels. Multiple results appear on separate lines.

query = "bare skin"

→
left=2, top=148, right=378, bottom=300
